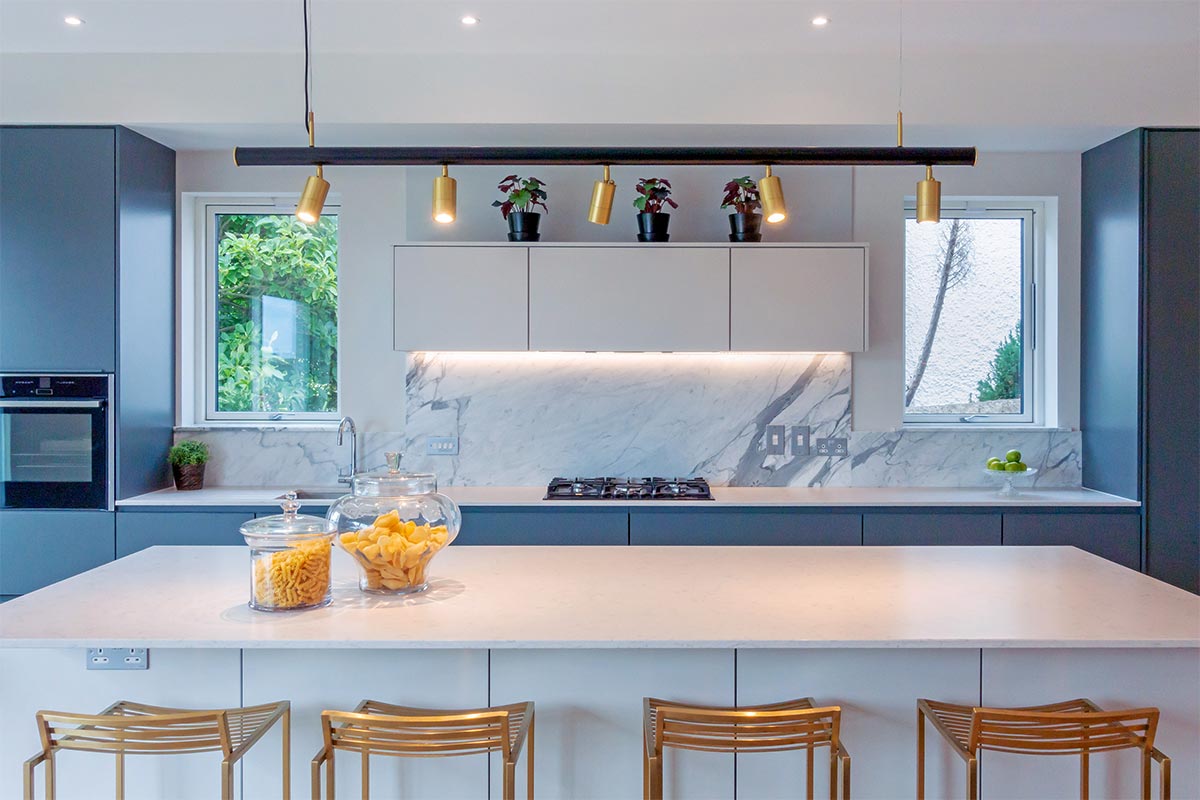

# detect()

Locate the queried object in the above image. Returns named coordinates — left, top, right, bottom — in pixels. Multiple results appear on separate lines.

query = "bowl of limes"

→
left=983, top=450, right=1037, bottom=496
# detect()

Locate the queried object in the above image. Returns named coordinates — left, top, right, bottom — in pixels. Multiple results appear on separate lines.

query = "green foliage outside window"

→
left=976, top=327, right=1021, bottom=401
left=215, top=214, right=338, bottom=413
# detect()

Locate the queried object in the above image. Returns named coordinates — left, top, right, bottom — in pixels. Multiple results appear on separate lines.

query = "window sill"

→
left=175, top=423, right=343, bottom=433
left=897, top=424, right=1074, bottom=432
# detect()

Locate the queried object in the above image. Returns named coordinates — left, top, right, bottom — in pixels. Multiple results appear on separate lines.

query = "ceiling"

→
left=1, top=0, right=1197, bottom=151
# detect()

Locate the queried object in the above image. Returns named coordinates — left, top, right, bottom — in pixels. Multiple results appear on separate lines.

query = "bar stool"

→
left=22, top=699, right=291, bottom=800
left=311, top=699, right=534, bottom=800
left=917, top=697, right=1170, bottom=800
left=642, top=697, right=850, bottom=800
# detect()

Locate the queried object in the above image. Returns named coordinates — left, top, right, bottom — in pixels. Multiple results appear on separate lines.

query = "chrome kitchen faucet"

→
left=336, top=416, right=358, bottom=485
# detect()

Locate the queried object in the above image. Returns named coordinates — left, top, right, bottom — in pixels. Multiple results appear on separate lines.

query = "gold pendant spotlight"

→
left=587, top=164, right=617, bottom=225
left=432, top=165, right=457, bottom=224
left=294, top=0, right=329, bottom=225
left=897, top=0, right=940, bottom=224
left=759, top=165, right=788, bottom=224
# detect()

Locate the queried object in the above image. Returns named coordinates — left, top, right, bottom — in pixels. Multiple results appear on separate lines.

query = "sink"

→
left=276, top=489, right=347, bottom=501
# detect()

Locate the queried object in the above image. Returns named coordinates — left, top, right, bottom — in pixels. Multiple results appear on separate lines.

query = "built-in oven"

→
left=0, top=374, right=113, bottom=510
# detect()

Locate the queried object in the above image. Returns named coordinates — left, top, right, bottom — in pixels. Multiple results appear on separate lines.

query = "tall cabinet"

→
left=1081, top=128, right=1199, bottom=592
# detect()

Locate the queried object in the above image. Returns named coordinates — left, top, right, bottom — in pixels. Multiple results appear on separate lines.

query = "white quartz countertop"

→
left=2, top=546, right=1193, bottom=649
left=115, top=485, right=1139, bottom=508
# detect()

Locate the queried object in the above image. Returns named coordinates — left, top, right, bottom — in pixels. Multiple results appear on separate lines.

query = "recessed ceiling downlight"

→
left=460, top=15, right=479, bottom=25
left=811, top=15, right=829, bottom=27
left=64, top=15, right=84, bottom=25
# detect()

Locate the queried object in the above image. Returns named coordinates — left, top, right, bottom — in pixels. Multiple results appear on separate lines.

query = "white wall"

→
left=176, top=149, right=1080, bottom=436
left=851, top=152, right=1080, bottom=430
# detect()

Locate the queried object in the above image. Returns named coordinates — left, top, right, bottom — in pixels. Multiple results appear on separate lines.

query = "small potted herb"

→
left=492, top=175, right=548, bottom=242
left=633, top=177, right=678, bottom=242
left=169, top=440, right=209, bottom=491
left=721, top=176, right=763, bottom=242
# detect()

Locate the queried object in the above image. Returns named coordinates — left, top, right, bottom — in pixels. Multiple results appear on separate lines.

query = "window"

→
left=200, top=204, right=339, bottom=421
left=903, top=203, right=1038, bottom=424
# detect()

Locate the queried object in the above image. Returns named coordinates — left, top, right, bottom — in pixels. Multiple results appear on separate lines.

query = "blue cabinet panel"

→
left=1002, top=511, right=1141, bottom=570
left=863, top=511, right=1001, bottom=546
left=458, top=508, right=628, bottom=545
left=116, top=511, right=253, bottom=557
left=630, top=509, right=861, bottom=546
left=0, top=127, right=117, bottom=372
left=0, top=510, right=114, bottom=594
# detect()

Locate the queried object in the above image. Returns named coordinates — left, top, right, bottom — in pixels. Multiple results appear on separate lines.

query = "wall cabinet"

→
left=529, top=247, right=730, bottom=351
left=629, top=509, right=861, bottom=546
left=393, top=245, right=529, bottom=351
left=1002, top=511, right=1141, bottom=571
left=458, top=508, right=628, bottom=546
left=731, top=247, right=867, bottom=352
left=0, top=511, right=114, bottom=595
left=116, top=510, right=254, bottom=557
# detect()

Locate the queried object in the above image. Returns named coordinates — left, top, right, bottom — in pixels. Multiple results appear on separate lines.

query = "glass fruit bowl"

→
left=326, top=454, right=461, bottom=595
left=982, top=466, right=1039, bottom=496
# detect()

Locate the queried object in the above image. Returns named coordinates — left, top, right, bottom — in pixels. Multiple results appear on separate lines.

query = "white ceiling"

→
left=1, top=0, right=1197, bottom=151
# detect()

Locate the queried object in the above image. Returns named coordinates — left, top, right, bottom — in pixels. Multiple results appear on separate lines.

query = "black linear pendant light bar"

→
left=233, top=145, right=977, bottom=168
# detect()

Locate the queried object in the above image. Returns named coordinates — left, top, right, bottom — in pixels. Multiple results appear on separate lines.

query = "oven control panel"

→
left=1, top=374, right=111, bottom=398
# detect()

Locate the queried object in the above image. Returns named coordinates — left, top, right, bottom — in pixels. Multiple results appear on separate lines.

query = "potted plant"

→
left=633, top=177, right=678, bottom=242
left=492, top=175, right=548, bottom=242
left=721, top=176, right=763, bottom=242
left=169, top=440, right=209, bottom=491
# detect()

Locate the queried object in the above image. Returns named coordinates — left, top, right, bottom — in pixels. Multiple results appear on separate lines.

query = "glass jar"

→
left=240, top=492, right=335, bottom=611
left=327, top=453, right=461, bottom=594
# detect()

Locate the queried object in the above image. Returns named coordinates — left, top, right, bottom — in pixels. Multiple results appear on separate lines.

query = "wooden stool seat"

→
left=23, top=699, right=291, bottom=800
left=917, top=697, right=1170, bottom=799
left=312, top=699, right=534, bottom=800
left=643, top=696, right=850, bottom=799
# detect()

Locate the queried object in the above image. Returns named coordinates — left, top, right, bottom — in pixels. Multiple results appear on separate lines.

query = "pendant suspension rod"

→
left=233, top=145, right=977, bottom=168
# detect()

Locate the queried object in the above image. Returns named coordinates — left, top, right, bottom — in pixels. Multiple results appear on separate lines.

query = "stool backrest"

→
left=650, top=701, right=841, bottom=755
left=969, top=704, right=1159, bottom=755
left=322, top=704, right=513, bottom=760
left=36, top=704, right=230, bottom=756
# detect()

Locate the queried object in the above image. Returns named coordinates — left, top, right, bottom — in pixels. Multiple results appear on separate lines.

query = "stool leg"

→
left=842, top=750, right=851, bottom=800
left=1141, top=751, right=1151, bottom=800
left=327, top=751, right=336, bottom=800
left=360, top=751, right=369, bottom=800
left=527, top=716, right=535, bottom=800
left=806, top=747, right=814, bottom=799
left=916, top=707, right=925, bottom=800
left=1081, top=750, right=1089, bottom=799
left=221, top=760, right=234, bottom=800
left=282, top=707, right=291, bottom=800
left=828, top=749, right=838, bottom=800
left=46, top=751, right=55, bottom=800
left=648, top=755, right=663, bottom=800
left=115, top=751, right=125, bottom=800
left=503, top=759, right=516, bottom=800
left=966, top=756, right=978, bottom=800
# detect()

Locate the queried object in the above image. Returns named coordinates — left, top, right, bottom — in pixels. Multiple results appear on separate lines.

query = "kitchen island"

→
left=2, top=545, right=1195, bottom=799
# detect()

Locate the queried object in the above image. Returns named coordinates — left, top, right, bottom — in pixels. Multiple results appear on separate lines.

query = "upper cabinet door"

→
left=529, top=247, right=730, bottom=351
left=0, top=128, right=117, bottom=372
left=730, top=247, right=867, bottom=352
left=394, top=246, right=529, bottom=351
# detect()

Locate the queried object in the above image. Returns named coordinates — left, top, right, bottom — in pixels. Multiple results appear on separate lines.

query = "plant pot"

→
left=728, top=212, right=763, bottom=243
left=172, top=463, right=206, bottom=491
left=506, top=211, right=541, bottom=242
left=636, top=212, right=671, bottom=242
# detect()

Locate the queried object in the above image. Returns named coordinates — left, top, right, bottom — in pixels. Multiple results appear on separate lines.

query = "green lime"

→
left=1004, top=461, right=1024, bottom=472
left=1016, top=462, right=1028, bottom=471
left=988, top=461, right=1006, bottom=471
left=986, top=457, right=1002, bottom=467
left=1005, top=450, right=1022, bottom=463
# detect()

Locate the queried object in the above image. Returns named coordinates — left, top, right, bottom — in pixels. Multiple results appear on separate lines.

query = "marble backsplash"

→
left=176, top=353, right=1081, bottom=489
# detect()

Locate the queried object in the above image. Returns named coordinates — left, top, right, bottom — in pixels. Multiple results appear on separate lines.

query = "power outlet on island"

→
left=87, top=648, right=148, bottom=670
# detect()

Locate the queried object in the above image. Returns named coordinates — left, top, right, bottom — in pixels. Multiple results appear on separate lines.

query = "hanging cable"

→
left=303, top=0, right=311, bottom=134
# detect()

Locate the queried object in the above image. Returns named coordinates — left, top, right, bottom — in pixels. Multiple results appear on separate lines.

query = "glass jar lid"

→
left=240, top=492, right=335, bottom=538
left=352, top=452, right=438, bottom=497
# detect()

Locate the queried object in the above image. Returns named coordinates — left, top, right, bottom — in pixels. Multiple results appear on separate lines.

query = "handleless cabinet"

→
left=393, top=245, right=529, bottom=351
left=0, top=510, right=114, bottom=594
left=529, top=247, right=730, bottom=351
left=730, top=247, right=868, bottom=352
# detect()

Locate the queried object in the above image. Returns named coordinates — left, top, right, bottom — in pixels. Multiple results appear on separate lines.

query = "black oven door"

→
left=0, top=400, right=109, bottom=509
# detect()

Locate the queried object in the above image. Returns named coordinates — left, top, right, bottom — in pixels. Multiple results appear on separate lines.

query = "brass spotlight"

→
left=916, top=165, right=941, bottom=223
left=432, top=164, right=457, bottom=224
left=587, top=164, right=617, bottom=225
left=296, top=112, right=330, bottom=225
left=760, top=165, right=787, bottom=223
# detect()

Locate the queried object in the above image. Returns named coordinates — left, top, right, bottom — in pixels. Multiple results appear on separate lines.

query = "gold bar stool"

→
left=311, top=699, right=534, bottom=800
left=917, top=697, right=1170, bottom=800
left=22, top=699, right=291, bottom=800
left=642, top=696, right=850, bottom=800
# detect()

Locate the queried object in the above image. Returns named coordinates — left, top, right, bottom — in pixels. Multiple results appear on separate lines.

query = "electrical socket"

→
left=815, top=437, right=849, bottom=458
left=790, top=425, right=811, bottom=456
left=426, top=436, right=459, bottom=455
left=87, top=648, right=148, bottom=670
left=765, top=425, right=787, bottom=455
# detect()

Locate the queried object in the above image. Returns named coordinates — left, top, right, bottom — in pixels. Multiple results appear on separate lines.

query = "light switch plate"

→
left=87, top=648, right=148, bottom=670
left=815, top=437, right=849, bottom=458
left=791, top=425, right=811, bottom=456
left=426, top=436, right=459, bottom=455
left=765, top=425, right=786, bottom=455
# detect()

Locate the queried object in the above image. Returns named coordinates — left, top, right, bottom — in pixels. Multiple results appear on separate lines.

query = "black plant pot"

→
left=728, top=212, right=763, bottom=243
left=172, top=463, right=206, bottom=491
left=636, top=212, right=671, bottom=242
left=507, top=211, right=541, bottom=242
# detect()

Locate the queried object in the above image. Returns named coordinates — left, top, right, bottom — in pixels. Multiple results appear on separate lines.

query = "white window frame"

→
left=902, top=199, right=1043, bottom=426
left=193, top=198, right=342, bottom=424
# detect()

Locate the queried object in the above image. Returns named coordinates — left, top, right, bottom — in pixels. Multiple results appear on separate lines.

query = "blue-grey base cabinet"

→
left=1002, top=511, right=1141, bottom=571
left=630, top=509, right=861, bottom=546
left=116, top=510, right=256, bottom=557
left=458, top=508, right=628, bottom=545
left=864, top=511, right=1002, bottom=546
left=0, top=510, right=115, bottom=594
